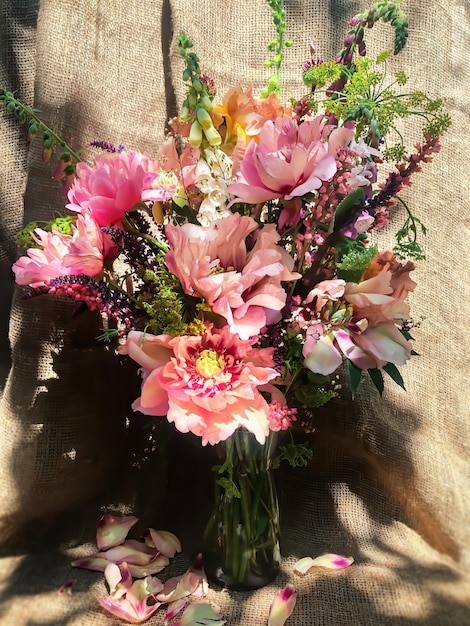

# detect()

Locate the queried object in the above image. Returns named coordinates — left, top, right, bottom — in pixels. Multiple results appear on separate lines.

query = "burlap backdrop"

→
left=0, top=0, right=469, bottom=624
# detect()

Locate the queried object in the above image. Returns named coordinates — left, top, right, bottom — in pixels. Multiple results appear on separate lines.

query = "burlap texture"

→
left=0, top=0, right=469, bottom=624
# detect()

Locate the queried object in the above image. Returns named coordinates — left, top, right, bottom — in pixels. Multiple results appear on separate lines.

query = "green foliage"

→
left=96, top=328, right=119, bottom=343
left=0, top=87, right=81, bottom=162
left=336, top=243, right=378, bottom=283
left=261, top=0, right=292, bottom=98
left=282, top=329, right=305, bottom=377
left=212, top=459, right=241, bottom=498
left=272, top=440, right=313, bottom=469
left=302, top=61, right=342, bottom=91
left=393, top=197, right=427, bottom=261
left=15, top=215, right=77, bottom=248
left=133, top=261, right=190, bottom=336
left=295, top=383, right=338, bottom=409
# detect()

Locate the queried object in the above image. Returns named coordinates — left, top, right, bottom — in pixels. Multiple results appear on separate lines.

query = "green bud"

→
left=188, top=90, right=197, bottom=109
left=189, top=119, right=202, bottom=147
left=285, top=39, right=293, bottom=47
left=191, top=76, right=203, bottom=92
left=6, top=101, right=15, bottom=112
left=200, top=93, right=213, bottom=111
left=264, top=60, right=274, bottom=68
left=196, top=107, right=213, bottom=131
left=203, top=125, right=222, bottom=147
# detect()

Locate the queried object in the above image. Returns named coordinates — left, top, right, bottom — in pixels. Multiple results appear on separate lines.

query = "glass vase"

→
left=202, top=428, right=281, bottom=590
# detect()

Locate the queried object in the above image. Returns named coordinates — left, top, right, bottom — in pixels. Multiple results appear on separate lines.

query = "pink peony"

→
left=67, top=151, right=161, bottom=226
left=164, top=212, right=299, bottom=340
left=227, top=117, right=338, bottom=204
left=118, top=325, right=278, bottom=446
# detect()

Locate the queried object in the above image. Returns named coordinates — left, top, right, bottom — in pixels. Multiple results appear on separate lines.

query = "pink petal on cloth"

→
left=267, top=584, right=297, bottom=626
left=145, top=528, right=182, bottom=558
left=293, top=554, right=354, bottom=575
left=172, top=601, right=226, bottom=626
left=104, top=562, right=133, bottom=599
left=164, top=598, right=189, bottom=624
left=71, top=556, right=111, bottom=572
left=96, top=514, right=139, bottom=550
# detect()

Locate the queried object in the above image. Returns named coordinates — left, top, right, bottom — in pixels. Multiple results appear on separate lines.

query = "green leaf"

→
left=367, top=368, right=384, bottom=396
left=347, top=359, right=363, bottom=399
left=382, top=362, right=406, bottom=391
left=329, top=188, right=365, bottom=234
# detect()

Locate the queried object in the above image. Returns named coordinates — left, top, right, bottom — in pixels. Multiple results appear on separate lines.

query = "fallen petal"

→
left=127, top=554, right=170, bottom=578
left=293, top=554, right=354, bottom=575
left=57, top=580, right=73, bottom=595
left=164, top=597, right=189, bottom=624
left=173, top=601, right=226, bottom=626
left=71, top=556, right=111, bottom=572
left=146, top=528, right=182, bottom=558
left=98, top=595, right=159, bottom=624
left=267, top=585, right=297, bottom=626
left=96, top=514, right=139, bottom=550
left=104, top=562, right=133, bottom=599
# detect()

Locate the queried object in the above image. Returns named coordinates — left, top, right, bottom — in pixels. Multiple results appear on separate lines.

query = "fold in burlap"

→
left=0, top=0, right=469, bottom=624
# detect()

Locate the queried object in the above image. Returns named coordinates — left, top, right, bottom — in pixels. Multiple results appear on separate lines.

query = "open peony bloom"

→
left=165, top=211, right=299, bottom=339
left=267, top=584, right=297, bottom=626
left=227, top=116, right=338, bottom=204
left=66, top=150, right=161, bottom=226
left=118, top=324, right=278, bottom=445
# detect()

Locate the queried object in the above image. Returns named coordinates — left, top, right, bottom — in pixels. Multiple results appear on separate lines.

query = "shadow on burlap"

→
left=0, top=0, right=469, bottom=624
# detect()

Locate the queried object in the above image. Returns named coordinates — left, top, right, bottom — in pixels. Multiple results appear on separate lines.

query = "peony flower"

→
left=119, top=324, right=278, bottom=445
left=227, top=117, right=338, bottom=204
left=164, top=211, right=299, bottom=339
left=67, top=150, right=161, bottom=226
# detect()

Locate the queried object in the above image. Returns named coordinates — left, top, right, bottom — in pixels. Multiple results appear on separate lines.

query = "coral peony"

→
left=118, top=325, right=278, bottom=446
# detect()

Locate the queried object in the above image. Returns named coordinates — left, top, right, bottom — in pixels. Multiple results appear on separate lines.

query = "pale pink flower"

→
left=227, top=117, right=338, bottom=203
left=67, top=151, right=161, bottom=226
left=302, top=267, right=414, bottom=373
left=63, top=213, right=117, bottom=276
left=119, top=324, right=278, bottom=445
left=172, top=602, right=226, bottom=626
left=12, top=227, right=74, bottom=287
left=12, top=214, right=116, bottom=288
left=165, top=212, right=299, bottom=339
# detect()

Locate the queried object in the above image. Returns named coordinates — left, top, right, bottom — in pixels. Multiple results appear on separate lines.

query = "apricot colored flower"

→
left=118, top=324, right=278, bottom=445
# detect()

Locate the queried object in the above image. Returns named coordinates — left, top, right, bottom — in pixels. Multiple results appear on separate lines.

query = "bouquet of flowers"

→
left=2, top=0, right=449, bottom=611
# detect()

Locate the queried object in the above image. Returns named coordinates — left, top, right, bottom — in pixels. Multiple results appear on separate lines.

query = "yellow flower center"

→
left=195, top=349, right=225, bottom=378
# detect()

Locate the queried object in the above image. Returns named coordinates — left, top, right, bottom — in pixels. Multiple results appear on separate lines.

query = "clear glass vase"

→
left=202, top=429, right=281, bottom=590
